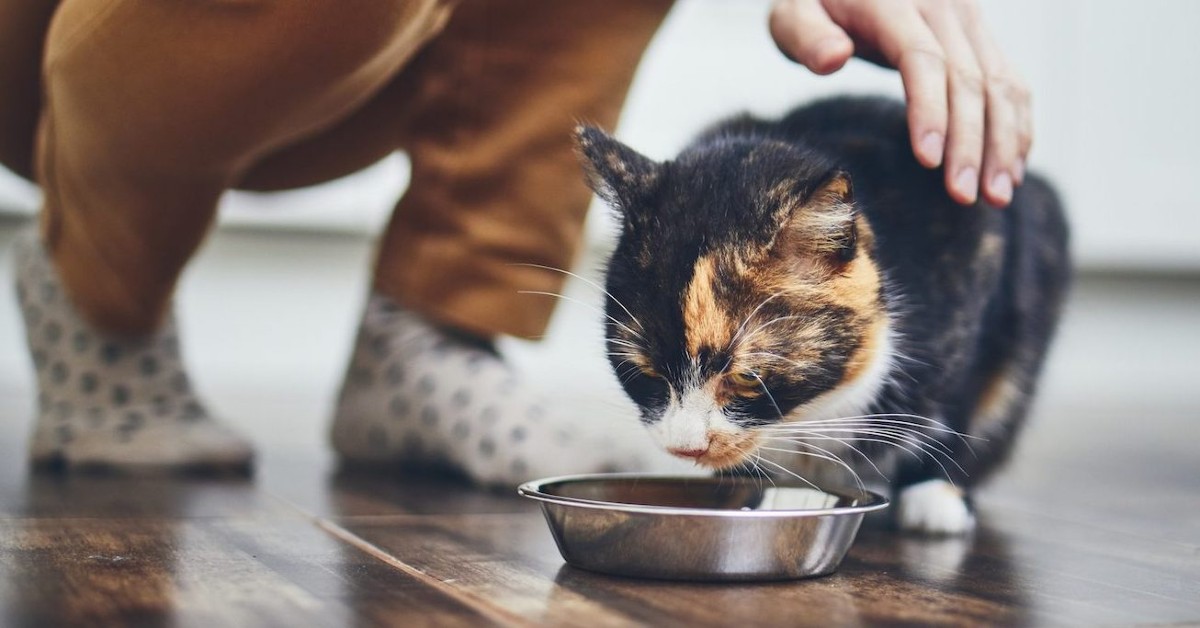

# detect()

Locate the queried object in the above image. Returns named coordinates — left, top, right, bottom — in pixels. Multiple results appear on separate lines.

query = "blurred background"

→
left=1, top=0, right=1198, bottom=475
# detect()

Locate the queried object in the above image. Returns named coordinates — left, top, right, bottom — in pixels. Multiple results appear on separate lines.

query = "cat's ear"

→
left=775, top=171, right=862, bottom=270
left=574, top=125, right=660, bottom=220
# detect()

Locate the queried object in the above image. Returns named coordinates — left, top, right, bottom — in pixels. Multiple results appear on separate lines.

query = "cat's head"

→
left=577, top=126, right=894, bottom=470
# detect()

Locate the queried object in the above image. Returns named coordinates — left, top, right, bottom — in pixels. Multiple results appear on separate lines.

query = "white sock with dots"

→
left=331, top=293, right=647, bottom=485
left=13, top=229, right=253, bottom=473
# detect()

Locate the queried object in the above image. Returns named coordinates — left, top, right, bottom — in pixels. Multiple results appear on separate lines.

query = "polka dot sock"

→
left=330, top=293, right=647, bottom=486
left=13, top=229, right=253, bottom=473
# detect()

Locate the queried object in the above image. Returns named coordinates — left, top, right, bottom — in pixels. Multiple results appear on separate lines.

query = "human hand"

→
left=769, top=0, right=1030, bottom=207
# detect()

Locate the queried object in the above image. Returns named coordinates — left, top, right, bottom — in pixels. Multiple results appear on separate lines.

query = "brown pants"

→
left=0, top=0, right=672, bottom=338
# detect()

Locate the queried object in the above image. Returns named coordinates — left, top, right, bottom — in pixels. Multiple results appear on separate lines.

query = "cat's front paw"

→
left=897, top=479, right=975, bottom=535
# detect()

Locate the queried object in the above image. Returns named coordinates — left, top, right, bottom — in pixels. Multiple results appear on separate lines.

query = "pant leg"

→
left=372, top=0, right=675, bottom=340
left=38, top=0, right=453, bottom=335
left=0, top=0, right=59, bottom=180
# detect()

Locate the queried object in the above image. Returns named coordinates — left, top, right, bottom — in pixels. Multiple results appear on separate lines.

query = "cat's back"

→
left=774, top=96, right=927, bottom=196
left=776, top=96, right=911, bottom=150
left=698, top=96, right=1069, bottom=284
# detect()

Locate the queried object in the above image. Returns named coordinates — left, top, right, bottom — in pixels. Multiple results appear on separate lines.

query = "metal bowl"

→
left=518, top=473, right=889, bottom=582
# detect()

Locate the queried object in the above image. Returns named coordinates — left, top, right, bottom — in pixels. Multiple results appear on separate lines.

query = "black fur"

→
left=581, top=96, right=1071, bottom=493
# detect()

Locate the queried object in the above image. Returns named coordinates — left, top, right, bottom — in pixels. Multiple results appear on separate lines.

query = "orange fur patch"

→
left=611, top=328, right=655, bottom=374
left=698, top=430, right=760, bottom=470
left=825, top=218, right=882, bottom=312
left=972, top=367, right=1023, bottom=433
left=839, top=317, right=888, bottom=386
left=822, top=174, right=851, bottom=198
left=979, top=233, right=1003, bottom=260
left=683, top=256, right=734, bottom=356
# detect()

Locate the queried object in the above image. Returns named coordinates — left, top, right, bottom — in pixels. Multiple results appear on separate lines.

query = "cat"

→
left=576, top=96, right=1071, bottom=534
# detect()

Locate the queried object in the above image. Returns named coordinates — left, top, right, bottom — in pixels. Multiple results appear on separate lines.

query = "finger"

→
left=979, top=80, right=1018, bottom=206
left=919, top=2, right=985, bottom=205
left=957, top=2, right=1027, bottom=196
left=1003, top=69, right=1034, bottom=183
left=769, top=0, right=855, bottom=75
left=838, top=1, right=949, bottom=168
left=1015, top=95, right=1032, bottom=182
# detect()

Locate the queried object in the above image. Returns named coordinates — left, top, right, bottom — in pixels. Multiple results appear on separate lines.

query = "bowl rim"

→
left=517, top=472, right=890, bottom=518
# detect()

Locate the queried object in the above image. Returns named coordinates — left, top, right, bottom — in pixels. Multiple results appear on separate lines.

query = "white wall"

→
left=2, top=0, right=1198, bottom=271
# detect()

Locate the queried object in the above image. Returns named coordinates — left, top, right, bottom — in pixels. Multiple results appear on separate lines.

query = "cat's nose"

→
left=668, top=447, right=710, bottom=459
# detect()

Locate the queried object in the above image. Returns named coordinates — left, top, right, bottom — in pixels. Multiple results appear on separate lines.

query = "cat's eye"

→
left=726, top=370, right=760, bottom=389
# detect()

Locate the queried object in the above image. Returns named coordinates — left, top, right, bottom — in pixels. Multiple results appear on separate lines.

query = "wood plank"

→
left=338, top=505, right=1200, bottom=627
left=261, top=456, right=535, bottom=518
left=0, top=472, right=295, bottom=520
left=851, top=521, right=1200, bottom=626
left=0, top=517, right=504, bottom=628
left=979, top=404, right=1200, bottom=547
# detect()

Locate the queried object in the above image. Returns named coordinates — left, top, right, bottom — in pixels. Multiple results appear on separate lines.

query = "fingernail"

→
left=919, top=132, right=944, bottom=165
left=954, top=167, right=978, bottom=202
left=990, top=172, right=1013, bottom=205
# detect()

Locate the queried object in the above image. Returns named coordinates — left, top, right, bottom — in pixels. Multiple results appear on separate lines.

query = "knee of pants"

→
left=40, top=0, right=450, bottom=178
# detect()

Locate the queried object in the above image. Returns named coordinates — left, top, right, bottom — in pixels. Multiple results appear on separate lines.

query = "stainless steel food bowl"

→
left=518, top=473, right=889, bottom=582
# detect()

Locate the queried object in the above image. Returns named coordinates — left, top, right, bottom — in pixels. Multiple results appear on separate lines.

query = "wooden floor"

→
left=1, top=274, right=1198, bottom=626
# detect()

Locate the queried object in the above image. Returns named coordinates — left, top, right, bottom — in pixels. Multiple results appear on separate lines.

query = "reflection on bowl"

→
left=518, top=473, right=889, bottom=581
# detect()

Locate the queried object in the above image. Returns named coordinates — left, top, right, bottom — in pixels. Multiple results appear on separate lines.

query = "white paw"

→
left=898, top=479, right=975, bottom=535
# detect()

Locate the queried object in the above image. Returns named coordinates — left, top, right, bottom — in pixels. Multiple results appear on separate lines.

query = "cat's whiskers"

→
left=760, top=435, right=866, bottom=490
left=606, top=351, right=642, bottom=365
left=764, top=420, right=960, bottom=456
left=889, top=343, right=934, bottom=370
left=615, top=364, right=644, bottom=385
left=735, top=315, right=810, bottom=350
left=755, top=444, right=865, bottom=492
left=608, top=361, right=643, bottom=381
left=752, top=455, right=823, bottom=491
left=752, top=372, right=785, bottom=421
left=517, top=289, right=646, bottom=347
left=812, top=427, right=959, bottom=463
left=763, top=423, right=963, bottom=469
left=728, top=290, right=787, bottom=350
left=754, top=410, right=980, bottom=482
left=607, top=337, right=644, bottom=351
left=762, top=434, right=912, bottom=484
left=751, top=452, right=776, bottom=490
left=793, top=412, right=978, bottom=436
left=761, top=427, right=965, bottom=480
left=740, top=351, right=814, bottom=374
left=887, top=343, right=927, bottom=384
left=727, top=459, right=760, bottom=490
left=508, top=262, right=647, bottom=337
left=758, top=431, right=888, bottom=480
left=784, top=413, right=983, bottom=450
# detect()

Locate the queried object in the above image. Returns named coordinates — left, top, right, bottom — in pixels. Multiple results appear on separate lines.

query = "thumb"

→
left=769, top=0, right=854, bottom=75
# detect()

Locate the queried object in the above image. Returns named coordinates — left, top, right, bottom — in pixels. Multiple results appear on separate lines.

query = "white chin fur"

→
left=898, top=479, right=975, bottom=535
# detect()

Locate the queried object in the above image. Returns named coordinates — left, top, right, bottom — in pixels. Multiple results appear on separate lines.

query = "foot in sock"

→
left=331, top=294, right=648, bottom=486
left=13, top=229, right=253, bottom=474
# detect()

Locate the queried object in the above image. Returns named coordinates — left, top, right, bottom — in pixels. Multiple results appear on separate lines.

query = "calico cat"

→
left=577, top=96, right=1070, bottom=534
